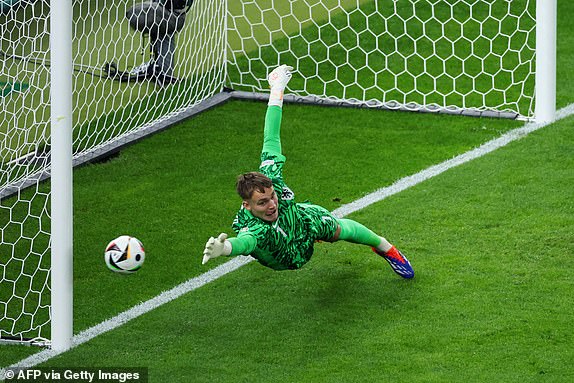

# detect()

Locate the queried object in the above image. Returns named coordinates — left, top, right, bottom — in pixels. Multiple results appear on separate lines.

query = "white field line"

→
left=1, top=104, right=573, bottom=378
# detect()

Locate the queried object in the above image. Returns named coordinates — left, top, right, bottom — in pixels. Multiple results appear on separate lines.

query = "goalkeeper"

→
left=202, top=65, right=414, bottom=278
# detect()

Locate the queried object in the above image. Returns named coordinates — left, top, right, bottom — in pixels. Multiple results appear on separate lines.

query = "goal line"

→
left=1, top=102, right=572, bottom=379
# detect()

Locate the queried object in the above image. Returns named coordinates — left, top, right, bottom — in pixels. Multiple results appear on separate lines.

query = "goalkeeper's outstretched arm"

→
left=262, top=65, right=293, bottom=157
left=202, top=233, right=257, bottom=265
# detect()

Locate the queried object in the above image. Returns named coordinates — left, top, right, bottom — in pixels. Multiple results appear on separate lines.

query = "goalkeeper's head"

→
left=236, top=172, right=279, bottom=222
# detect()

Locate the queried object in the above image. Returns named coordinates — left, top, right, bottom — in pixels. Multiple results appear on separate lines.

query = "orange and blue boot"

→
left=372, top=246, right=414, bottom=279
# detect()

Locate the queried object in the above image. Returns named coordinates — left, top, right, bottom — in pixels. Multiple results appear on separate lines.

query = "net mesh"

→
left=0, top=0, right=226, bottom=343
left=227, top=0, right=536, bottom=118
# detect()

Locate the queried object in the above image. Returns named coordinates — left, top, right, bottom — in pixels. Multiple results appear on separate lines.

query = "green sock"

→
left=337, top=218, right=382, bottom=248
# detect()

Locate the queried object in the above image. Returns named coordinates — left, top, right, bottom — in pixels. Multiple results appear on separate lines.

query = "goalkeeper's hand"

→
left=268, top=64, right=293, bottom=90
left=202, top=233, right=232, bottom=265
left=268, top=64, right=293, bottom=107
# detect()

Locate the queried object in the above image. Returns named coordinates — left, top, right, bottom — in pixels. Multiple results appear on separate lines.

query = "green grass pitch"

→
left=1, top=101, right=573, bottom=381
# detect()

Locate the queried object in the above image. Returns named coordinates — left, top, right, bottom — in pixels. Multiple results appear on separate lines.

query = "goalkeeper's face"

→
left=243, top=187, right=279, bottom=222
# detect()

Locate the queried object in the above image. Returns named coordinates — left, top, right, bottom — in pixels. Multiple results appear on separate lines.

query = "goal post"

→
left=0, top=0, right=556, bottom=349
left=535, top=0, right=556, bottom=124
left=50, top=0, right=73, bottom=352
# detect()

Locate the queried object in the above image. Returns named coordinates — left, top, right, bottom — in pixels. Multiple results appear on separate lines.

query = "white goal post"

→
left=534, top=0, right=556, bottom=123
left=0, top=0, right=556, bottom=350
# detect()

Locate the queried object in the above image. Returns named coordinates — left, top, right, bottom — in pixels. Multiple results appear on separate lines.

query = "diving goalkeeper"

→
left=202, top=65, right=414, bottom=278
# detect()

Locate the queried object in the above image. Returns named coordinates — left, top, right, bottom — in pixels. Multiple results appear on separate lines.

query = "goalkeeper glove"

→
left=202, top=233, right=232, bottom=265
left=268, top=64, right=293, bottom=108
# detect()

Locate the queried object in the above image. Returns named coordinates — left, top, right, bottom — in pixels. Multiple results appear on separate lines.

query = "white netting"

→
left=227, top=0, right=536, bottom=119
left=1, top=0, right=226, bottom=343
left=1, top=0, right=52, bottom=344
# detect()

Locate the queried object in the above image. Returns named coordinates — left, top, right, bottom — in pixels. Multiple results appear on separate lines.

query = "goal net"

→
left=0, top=0, right=544, bottom=346
left=0, top=0, right=226, bottom=345
left=227, top=0, right=536, bottom=119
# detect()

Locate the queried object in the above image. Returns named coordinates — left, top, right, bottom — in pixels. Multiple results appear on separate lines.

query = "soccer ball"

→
left=104, top=235, right=145, bottom=274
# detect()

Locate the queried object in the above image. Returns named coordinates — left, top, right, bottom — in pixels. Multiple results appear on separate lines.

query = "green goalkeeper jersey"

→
left=230, top=107, right=338, bottom=270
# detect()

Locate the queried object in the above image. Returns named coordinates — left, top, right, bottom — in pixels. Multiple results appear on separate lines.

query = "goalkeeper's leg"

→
left=334, top=218, right=414, bottom=279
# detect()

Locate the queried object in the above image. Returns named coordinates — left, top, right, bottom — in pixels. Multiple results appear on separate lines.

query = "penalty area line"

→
left=2, top=103, right=573, bottom=379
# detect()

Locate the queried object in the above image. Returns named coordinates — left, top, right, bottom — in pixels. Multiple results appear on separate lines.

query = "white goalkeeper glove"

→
left=202, top=233, right=232, bottom=265
left=268, top=64, right=294, bottom=107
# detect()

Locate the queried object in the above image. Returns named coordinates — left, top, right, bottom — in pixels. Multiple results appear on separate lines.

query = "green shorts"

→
left=297, top=203, right=339, bottom=242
